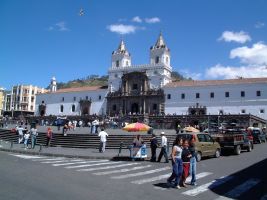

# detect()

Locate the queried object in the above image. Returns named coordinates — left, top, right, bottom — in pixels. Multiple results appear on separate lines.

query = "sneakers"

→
left=175, top=185, right=181, bottom=189
left=191, top=182, right=197, bottom=186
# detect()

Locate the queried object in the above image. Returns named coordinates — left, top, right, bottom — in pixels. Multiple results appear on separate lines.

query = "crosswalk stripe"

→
left=215, top=178, right=260, bottom=200
left=11, top=154, right=45, bottom=159
left=111, top=167, right=171, bottom=179
left=186, top=172, right=213, bottom=183
left=79, top=163, right=140, bottom=172
left=92, top=164, right=151, bottom=175
left=132, top=171, right=213, bottom=185
left=53, top=160, right=109, bottom=166
left=41, top=159, right=83, bottom=164
left=132, top=173, right=171, bottom=184
left=182, top=176, right=234, bottom=197
left=32, top=158, right=66, bottom=162
left=65, top=161, right=123, bottom=169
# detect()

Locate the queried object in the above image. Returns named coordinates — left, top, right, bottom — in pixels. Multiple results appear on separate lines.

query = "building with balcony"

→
left=4, top=85, right=47, bottom=117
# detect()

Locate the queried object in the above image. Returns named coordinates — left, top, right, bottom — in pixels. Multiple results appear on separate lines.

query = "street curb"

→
left=0, top=147, right=123, bottom=160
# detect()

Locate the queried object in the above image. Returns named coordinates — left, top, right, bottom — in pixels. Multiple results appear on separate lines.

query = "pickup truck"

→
left=211, top=130, right=253, bottom=155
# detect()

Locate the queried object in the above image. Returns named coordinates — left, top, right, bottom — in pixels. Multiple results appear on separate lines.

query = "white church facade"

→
left=35, top=34, right=267, bottom=120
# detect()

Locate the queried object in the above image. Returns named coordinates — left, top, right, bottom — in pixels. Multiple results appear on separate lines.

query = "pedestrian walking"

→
left=24, top=131, right=30, bottom=149
left=46, top=127, right=53, bottom=147
left=189, top=135, right=197, bottom=186
left=167, top=137, right=183, bottom=189
left=30, top=126, right=38, bottom=149
left=150, top=134, right=158, bottom=162
left=181, top=140, right=192, bottom=187
left=157, top=132, right=169, bottom=163
left=98, top=128, right=108, bottom=153
left=16, top=125, right=24, bottom=144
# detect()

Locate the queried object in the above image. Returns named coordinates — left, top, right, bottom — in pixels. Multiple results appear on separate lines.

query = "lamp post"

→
left=11, top=107, right=14, bottom=119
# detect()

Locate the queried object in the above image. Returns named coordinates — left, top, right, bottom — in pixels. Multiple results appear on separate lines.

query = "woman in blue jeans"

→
left=189, top=135, right=197, bottom=186
left=167, top=137, right=183, bottom=189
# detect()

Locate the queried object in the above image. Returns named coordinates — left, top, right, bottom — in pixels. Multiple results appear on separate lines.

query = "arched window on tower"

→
left=116, top=60, right=120, bottom=67
left=72, top=104, right=75, bottom=112
left=60, top=105, right=64, bottom=113
left=126, top=61, right=129, bottom=66
left=155, top=56, right=159, bottom=64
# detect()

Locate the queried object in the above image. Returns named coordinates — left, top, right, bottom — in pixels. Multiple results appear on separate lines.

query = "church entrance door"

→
left=131, top=103, right=139, bottom=114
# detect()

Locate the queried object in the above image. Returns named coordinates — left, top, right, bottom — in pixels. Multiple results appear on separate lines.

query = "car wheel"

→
left=196, top=152, right=202, bottom=162
left=247, top=142, right=252, bottom=152
left=234, top=145, right=241, bottom=155
left=214, top=149, right=221, bottom=158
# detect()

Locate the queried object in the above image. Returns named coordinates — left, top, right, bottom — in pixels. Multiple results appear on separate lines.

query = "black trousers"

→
left=150, top=147, right=157, bottom=161
left=157, top=146, right=169, bottom=162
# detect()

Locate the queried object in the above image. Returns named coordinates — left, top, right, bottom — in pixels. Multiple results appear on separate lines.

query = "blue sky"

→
left=1, top=0, right=267, bottom=90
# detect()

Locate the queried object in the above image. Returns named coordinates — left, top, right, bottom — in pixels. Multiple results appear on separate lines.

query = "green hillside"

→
left=49, top=71, right=190, bottom=90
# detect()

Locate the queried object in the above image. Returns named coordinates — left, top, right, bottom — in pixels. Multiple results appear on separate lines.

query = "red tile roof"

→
left=53, top=86, right=106, bottom=94
left=165, top=77, right=267, bottom=88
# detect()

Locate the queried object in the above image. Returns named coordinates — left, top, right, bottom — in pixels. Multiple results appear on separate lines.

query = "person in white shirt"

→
left=16, top=126, right=24, bottom=144
left=98, top=128, right=108, bottom=153
left=157, top=132, right=169, bottom=163
left=30, top=127, right=38, bottom=149
left=24, top=131, right=30, bottom=149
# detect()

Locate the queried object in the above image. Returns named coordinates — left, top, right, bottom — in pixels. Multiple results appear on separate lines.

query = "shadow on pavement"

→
left=210, top=158, right=267, bottom=199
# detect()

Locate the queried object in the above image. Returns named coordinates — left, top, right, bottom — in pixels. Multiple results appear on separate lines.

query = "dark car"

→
left=250, top=128, right=267, bottom=143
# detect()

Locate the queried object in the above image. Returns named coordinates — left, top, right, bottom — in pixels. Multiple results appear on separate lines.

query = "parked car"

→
left=211, top=129, right=253, bottom=155
left=248, top=127, right=267, bottom=143
left=176, top=132, right=221, bottom=162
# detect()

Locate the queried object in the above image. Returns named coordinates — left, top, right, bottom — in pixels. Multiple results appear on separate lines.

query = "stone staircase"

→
left=0, top=129, right=177, bottom=149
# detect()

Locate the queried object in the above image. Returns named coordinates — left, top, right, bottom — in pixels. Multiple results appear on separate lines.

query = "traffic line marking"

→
left=10, top=154, right=46, bottom=159
left=92, top=164, right=150, bottom=174
left=32, top=158, right=66, bottom=162
left=53, top=160, right=109, bottom=166
left=215, top=178, right=260, bottom=200
left=182, top=176, right=234, bottom=196
left=111, top=167, right=171, bottom=179
left=186, top=172, right=213, bottom=183
left=41, top=159, right=83, bottom=164
left=132, top=173, right=171, bottom=184
left=132, top=171, right=212, bottom=185
left=65, top=161, right=123, bottom=169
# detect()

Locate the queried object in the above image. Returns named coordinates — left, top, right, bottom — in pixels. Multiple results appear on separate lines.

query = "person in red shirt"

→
left=46, top=127, right=53, bottom=147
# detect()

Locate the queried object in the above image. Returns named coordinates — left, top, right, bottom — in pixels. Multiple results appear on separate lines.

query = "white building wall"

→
left=164, top=83, right=267, bottom=120
left=35, top=89, right=108, bottom=116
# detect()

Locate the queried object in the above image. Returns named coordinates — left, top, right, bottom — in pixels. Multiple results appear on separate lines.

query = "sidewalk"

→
left=0, top=140, right=165, bottom=160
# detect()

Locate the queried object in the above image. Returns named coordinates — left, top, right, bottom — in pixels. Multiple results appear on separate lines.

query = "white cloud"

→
left=230, top=42, right=267, bottom=65
left=180, top=69, right=202, bottom=80
left=206, top=64, right=267, bottom=79
left=218, top=31, right=251, bottom=43
left=145, top=17, right=160, bottom=24
left=132, top=16, right=142, bottom=23
left=107, top=24, right=145, bottom=35
left=47, top=21, right=69, bottom=31
left=55, top=21, right=69, bottom=31
left=255, top=22, right=265, bottom=29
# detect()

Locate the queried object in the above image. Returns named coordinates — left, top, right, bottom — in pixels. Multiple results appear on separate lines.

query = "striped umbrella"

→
left=122, top=122, right=151, bottom=132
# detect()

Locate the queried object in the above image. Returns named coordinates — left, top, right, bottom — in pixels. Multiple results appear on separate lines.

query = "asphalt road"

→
left=1, top=143, right=267, bottom=200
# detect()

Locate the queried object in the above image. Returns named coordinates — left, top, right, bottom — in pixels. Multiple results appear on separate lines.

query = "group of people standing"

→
left=16, top=125, right=38, bottom=149
left=167, top=136, right=197, bottom=189
left=150, top=132, right=197, bottom=189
